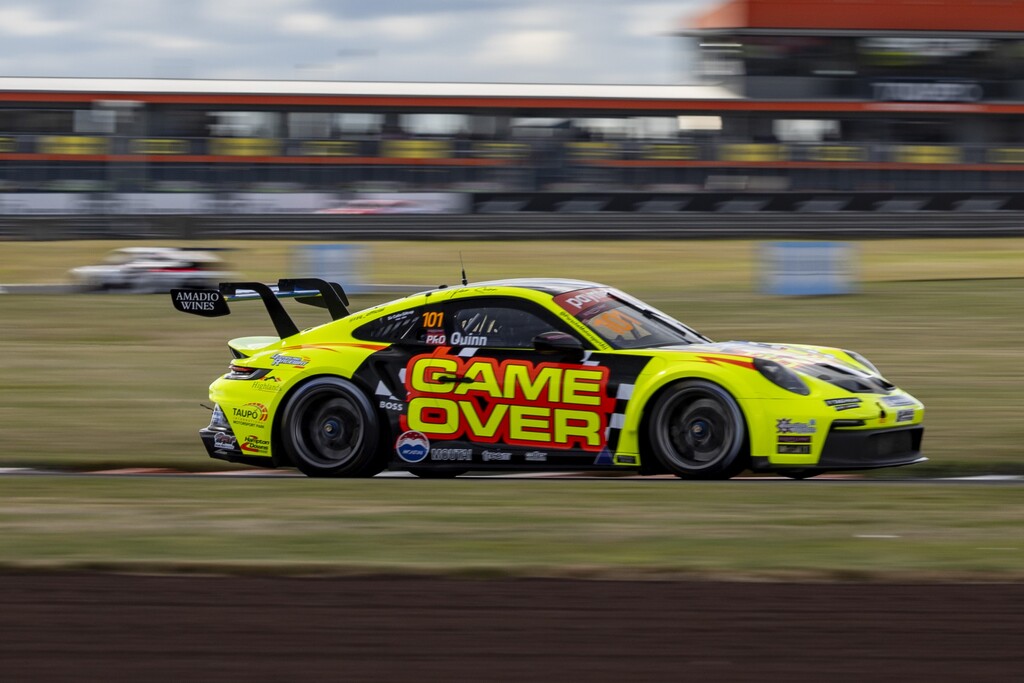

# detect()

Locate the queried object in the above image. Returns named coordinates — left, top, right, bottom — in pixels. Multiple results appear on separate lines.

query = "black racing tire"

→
left=647, top=380, right=749, bottom=480
left=280, top=377, right=383, bottom=478
left=407, top=468, right=468, bottom=479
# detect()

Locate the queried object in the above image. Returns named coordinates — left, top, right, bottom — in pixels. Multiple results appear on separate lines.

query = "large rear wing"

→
left=170, top=278, right=350, bottom=338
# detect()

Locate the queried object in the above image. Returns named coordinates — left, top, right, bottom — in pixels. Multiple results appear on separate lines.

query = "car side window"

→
left=353, top=307, right=422, bottom=342
left=353, top=297, right=584, bottom=349
left=444, top=301, right=559, bottom=348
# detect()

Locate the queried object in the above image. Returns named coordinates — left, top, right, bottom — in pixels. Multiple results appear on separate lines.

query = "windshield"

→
left=553, top=287, right=709, bottom=349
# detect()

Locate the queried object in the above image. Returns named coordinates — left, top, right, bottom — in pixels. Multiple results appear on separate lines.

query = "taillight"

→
left=225, top=364, right=270, bottom=380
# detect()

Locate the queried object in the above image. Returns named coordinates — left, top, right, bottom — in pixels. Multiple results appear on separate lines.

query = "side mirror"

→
left=532, top=331, right=585, bottom=360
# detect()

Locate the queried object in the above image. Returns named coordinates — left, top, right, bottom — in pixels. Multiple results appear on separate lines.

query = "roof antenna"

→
left=459, top=252, right=468, bottom=286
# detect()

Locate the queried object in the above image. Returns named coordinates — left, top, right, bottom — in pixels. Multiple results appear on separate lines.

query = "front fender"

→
left=615, top=356, right=767, bottom=460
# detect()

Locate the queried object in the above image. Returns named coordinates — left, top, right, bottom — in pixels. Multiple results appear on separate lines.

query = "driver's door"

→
left=397, top=296, right=650, bottom=469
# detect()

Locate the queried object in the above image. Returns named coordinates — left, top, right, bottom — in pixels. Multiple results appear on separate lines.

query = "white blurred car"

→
left=315, top=199, right=430, bottom=214
left=70, top=247, right=234, bottom=293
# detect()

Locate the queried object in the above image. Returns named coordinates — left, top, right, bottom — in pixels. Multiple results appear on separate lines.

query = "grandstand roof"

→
left=688, top=0, right=1024, bottom=34
left=0, top=77, right=737, bottom=103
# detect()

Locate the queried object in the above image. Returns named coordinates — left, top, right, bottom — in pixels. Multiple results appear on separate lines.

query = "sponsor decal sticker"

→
left=431, top=447, right=472, bottom=462
left=524, top=451, right=548, bottom=462
left=425, top=330, right=447, bottom=345
left=882, top=395, right=916, bottom=408
left=449, top=331, right=487, bottom=346
left=482, top=450, right=512, bottom=462
left=777, top=444, right=812, bottom=455
left=395, top=430, right=430, bottom=463
left=402, top=353, right=615, bottom=452
left=554, top=288, right=612, bottom=313
left=777, top=418, right=817, bottom=435
left=253, top=375, right=283, bottom=393
left=213, top=432, right=237, bottom=451
left=271, top=353, right=309, bottom=368
left=615, top=455, right=638, bottom=465
left=386, top=309, right=416, bottom=322
left=378, top=400, right=406, bottom=412
left=896, top=409, right=915, bottom=423
left=171, top=289, right=229, bottom=317
left=231, top=402, right=269, bottom=426
left=240, top=434, right=270, bottom=455
left=778, top=435, right=812, bottom=444
left=825, top=397, right=862, bottom=411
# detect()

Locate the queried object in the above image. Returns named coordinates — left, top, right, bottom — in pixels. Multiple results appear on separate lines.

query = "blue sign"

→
left=761, top=242, right=855, bottom=296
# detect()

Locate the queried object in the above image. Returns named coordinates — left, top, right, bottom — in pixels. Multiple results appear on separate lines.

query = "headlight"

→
left=846, top=350, right=880, bottom=376
left=753, top=358, right=810, bottom=395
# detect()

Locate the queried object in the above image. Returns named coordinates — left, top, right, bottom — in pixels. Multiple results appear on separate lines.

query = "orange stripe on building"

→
left=689, top=0, right=1024, bottom=33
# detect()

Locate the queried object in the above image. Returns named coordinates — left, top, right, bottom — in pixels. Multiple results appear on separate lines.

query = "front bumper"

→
left=753, top=425, right=925, bottom=473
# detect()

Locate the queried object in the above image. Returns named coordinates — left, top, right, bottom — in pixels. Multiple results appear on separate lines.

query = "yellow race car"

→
left=172, top=278, right=925, bottom=479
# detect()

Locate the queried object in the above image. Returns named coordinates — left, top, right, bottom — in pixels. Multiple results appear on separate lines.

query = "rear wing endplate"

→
left=171, top=278, right=350, bottom=339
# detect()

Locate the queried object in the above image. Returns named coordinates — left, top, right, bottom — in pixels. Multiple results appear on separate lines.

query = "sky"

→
left=0, top=0, right=715, bottom=84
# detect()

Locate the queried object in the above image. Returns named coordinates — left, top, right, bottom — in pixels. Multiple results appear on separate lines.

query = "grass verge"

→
left=0, top=476, right=1021, bottom=581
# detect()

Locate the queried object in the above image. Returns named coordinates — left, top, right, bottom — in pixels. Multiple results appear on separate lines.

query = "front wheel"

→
left=280, top=377, right=383, bottom=477
left=647, top=380, right=749, bottom=480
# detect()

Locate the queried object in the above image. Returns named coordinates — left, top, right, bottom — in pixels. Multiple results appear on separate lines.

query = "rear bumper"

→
left=200, top=426, right=278, bottom=469
left=753, top=425, right=925, bottom=473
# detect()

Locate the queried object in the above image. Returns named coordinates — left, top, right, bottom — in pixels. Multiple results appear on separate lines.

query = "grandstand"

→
left=2, top=0, right=1024, bottom=195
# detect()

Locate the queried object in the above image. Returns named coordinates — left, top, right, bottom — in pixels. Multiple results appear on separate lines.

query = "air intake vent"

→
left=809, top=363, right=893, bottom=394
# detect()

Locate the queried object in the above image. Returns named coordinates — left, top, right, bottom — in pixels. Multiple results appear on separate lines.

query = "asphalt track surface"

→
left=1, top=573, right=1022, bottom=682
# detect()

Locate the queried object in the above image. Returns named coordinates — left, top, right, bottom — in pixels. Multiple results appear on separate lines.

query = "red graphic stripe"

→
left=697, top=355, right=755, bottom=370
left=280, top=342, right=387, bottom=352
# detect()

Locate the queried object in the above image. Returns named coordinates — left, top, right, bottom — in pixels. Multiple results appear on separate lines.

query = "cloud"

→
left=0, top=0, right=712, bottom=82
left=370, top=15, right=449, bottom=41
left=202, top=0, right=309, bottom=29
left=107, top=30, right=215, bottom=52
left=280, top=12, right=340, bottom=37
left=623, top=3, right=689, bottom=37
left=281, top=11, right=449, bottom=42
left=0, top=6, right=77, bottom=36
left=499, top=7, right=567, bottom=28
left=476, top=29, right=572, bottom=67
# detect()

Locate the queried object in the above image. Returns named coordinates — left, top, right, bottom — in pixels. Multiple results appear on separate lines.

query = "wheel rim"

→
left=293, top=392, right=365, bottom=467
left=659, top=394, right=739, bottom=471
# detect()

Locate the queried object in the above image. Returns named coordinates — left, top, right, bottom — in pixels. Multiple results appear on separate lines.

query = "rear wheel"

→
left=647, top=380, right=749, bottom=480
left=280, top=377, right=383, bottom=477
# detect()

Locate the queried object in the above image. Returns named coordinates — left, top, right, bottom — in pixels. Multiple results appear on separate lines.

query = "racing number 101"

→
left=423, top=311, right=444, bottom=328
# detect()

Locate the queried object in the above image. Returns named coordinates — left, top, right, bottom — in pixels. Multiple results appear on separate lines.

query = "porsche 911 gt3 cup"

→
left=172, top=278, right=925, bottom=479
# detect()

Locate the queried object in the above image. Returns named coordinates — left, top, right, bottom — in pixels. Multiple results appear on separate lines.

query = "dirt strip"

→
left=1, top=574, right=1021, bottom=682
